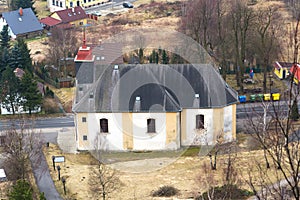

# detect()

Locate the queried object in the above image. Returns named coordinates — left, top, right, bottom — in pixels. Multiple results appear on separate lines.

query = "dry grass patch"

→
left=42, top=140, right=288, bottom=199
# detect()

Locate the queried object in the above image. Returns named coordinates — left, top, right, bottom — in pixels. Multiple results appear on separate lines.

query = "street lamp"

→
left=52, top=156, right=56, bottom=171
left=57, top=166, right=61, bottom=180
left=62, top=177, right=66, bottom=195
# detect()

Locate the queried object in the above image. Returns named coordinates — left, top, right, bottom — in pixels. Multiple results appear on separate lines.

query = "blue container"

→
left=239, top=95, right=246, bottom=103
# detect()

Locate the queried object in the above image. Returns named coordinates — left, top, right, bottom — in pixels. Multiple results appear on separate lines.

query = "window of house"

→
left=100, top=118, right=108, bottom=133
left=60, top=2, right=62, bottom=7
left=79, top=21, right=83, bottom=25
left=77, top=1, right=80, bottom=6
left=82, top=117, right=86, bottom=122
left=147, top=118, right=156, bottom=133
left=52, top=0, right=55, bottom=5
left=196, top=114, right=204, bottom=129
left=84, top=0, right=87, bottom=3
left=56, top=1, right=58, bottom=6
left=70, top=2, right=73, bottom=7
left=83, top=135, right=87, bottom=140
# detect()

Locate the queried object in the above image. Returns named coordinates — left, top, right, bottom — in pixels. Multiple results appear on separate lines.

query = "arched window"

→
left=196, top=114, right=204, bottom=129
left=100, top=118, right=108, bottom=133
left=147, top=118, right=156, bottom=133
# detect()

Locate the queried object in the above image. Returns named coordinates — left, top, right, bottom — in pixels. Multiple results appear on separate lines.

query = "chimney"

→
left=72, top=7, right=75, bottom=13
left=19, top=7, right=23, bottom=16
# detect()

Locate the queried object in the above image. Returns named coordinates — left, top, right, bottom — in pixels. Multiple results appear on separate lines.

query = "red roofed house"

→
left=290, top=63, right=300, bottom=84
left=40, top=6, right=87, bottom=29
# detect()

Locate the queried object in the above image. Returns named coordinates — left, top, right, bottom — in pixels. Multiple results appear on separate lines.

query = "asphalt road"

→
left=0, top=115, right=74, bottom=130
left=84, top=0, right=135, bottom=13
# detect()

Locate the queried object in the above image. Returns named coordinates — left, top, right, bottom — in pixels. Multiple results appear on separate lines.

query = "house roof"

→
left=53, top=6, right=87, bottom=23
left=274, top=61, right=294, bottom=70
left=92, top=43, right=124, bottom=65
left=40, top=17, right=61, bottom=27
left=2, top=8, right=43, bottom=35
left=290, top=63, right=300, bottom=81
left=73, top=64, right=238, bottom=113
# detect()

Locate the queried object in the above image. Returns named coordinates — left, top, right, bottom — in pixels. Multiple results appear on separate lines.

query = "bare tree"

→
left=47, top=27, right=78, bottom=78
left=89, top=162, right=121, bottom=200
left=245, top=8, right=300, bottom=199
left=89, top=133, right=121, bottom=200
left=229, top=0, right=255, bottom=93
left=251, top=6, right=281, bottom=93
left=1, top=117, right=43, bottom=181
left=180, top=0, right=217, bottom=51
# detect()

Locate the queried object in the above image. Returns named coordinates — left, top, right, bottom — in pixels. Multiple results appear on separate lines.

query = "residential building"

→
left=40, top=6, right=88, bottom=28
left=48, top=0, right=107, bottom=12
left=0, top=8, right=43, bottom=39
left=72, top=42, right=238, bottom=151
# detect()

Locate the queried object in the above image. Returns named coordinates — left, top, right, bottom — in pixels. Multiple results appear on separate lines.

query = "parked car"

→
left=123, top=2, right=134, bottom=8
left=91, top=11, right=102, bottom=16
left=243, top=78, right=255, bottom=84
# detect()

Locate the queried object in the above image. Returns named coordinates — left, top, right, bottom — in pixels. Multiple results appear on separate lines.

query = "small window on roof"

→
left=96, top=56, right=100, bottom=60
left=101, top=56, right=105, bottom=60
left=79, top=86, right=83, bottom=91
left=89, top=92, right=94, bottom=98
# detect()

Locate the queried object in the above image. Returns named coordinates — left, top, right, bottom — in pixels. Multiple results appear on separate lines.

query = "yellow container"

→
left=264, top=94, right=271, bottom=101
left=272, top=93, right=280, bottom=101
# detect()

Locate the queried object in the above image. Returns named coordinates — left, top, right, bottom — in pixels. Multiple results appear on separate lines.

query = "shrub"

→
left=197, top=184, right=253, bottom=200
left=42, top=97, right=60, bottom=114
left=8, top=179, right=33, bottom=200
left=152, top=185, right=179, bottom=197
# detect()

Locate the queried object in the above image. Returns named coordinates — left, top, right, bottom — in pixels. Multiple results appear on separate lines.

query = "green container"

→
left=257, top=94, right=264, bottom=101
left=250, top=94, right=256, bottom=102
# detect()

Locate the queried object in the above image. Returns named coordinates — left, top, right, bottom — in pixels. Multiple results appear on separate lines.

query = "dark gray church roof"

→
left=2, top=8, right=43, bottom=36
left=73, top=64, right=238, bottom=113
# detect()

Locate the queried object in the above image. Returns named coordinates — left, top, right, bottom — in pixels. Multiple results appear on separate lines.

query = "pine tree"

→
left=16, top=38, right=32, bottom=72
left=0, top=25, right=10, bottom=49
left=9, top=43, right=22, bottom=69
left=162, top=50, right=169, bottom=64
left=0, top=67, right=20, bottom=115
left=19, top=72, right=42, bottom=115
left=138, top=48, right=144, bottom=64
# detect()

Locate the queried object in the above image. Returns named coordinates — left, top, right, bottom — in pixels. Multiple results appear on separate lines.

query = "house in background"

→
left=0, top=8, right=43, bottom=39
left=40, top=6, right=88, bottom=29
left=274, top=61, right=291, bottom=80
left=72, top=42, right=238, bottom=151
left=48, top=0, right=107, bottom=12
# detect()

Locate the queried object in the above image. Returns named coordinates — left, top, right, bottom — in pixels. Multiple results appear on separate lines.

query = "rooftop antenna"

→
left=82, top=26, right=87, bottom=48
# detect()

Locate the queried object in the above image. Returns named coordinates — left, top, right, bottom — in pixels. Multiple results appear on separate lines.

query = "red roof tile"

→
left=53, top=6, right=87, bottom=23
left=40, top=17, right=61, bottom=26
